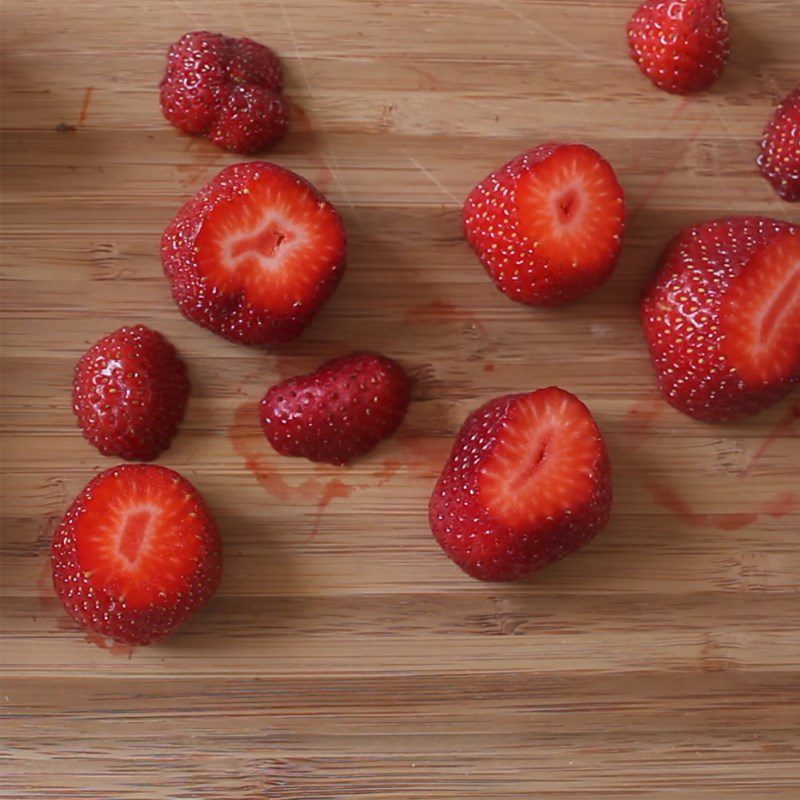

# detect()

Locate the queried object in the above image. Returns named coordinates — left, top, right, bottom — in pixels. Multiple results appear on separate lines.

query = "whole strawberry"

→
left=162, top=161, right=346, bottom=346
left=627, top=0, right=730, bottom=94
left=463, top=143, right=626, bottom=307
left=52, top=464, right=222, bottom=646
left=72, top=325, right=189, bottom=461
left=160, top=31, right=288, bottom=154
left=641, top=217, right=800, bottom=421
left=758, top=85, right=800, bottom=202
left=429, top=387, right=612, bottom=582
left=260, top=353, right=410, bottom=465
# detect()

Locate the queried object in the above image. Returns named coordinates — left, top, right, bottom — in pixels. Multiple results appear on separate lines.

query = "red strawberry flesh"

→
left=162, top=162, right=346, bottom=346
left=52, top=465, right=222, bottom=645
left=463, top=143, right=626, bottom=306
left=429, top=387, right=612, bottom=582
left=720, top=230, right=800, bottom=386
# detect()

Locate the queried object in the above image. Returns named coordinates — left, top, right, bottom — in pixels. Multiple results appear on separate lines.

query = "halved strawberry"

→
left=51, top=464, right=222, bottom=645
left=463, top=143, right=626, bottom=306
left=429, top=387, right=612, bottom=582
left=162, top=162, right=346, bottom=346
left=641, top=217, right=800, bottom=421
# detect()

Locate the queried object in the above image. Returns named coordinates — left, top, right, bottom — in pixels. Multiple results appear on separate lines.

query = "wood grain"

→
left=1, top=1, right=799, bottom=797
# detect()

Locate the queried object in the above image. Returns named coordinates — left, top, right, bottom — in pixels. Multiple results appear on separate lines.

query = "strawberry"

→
left=641, top=217, right=800, bottom=421
left=160, top=31, right=288, bottom=154
left=627, top=0, right=730, bottom=94
left=429, top=387, right=612, bottom=582
left=758, top=85, right=800, bottom=202
left=162, top=162, right=347, bottom=346
left=51, top=464, right=222, bottom=646
left=463, top=143, right=626, bottom=307
left=72, top=325, right=189, bottom=461
left=260, top=352, right=410, bottom=465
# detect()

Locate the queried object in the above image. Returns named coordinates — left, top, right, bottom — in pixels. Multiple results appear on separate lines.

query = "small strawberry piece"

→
left=641, top=217, right=800, bottom=421
left=51, top=464, right=222, bottom=645
left=260, top=352, right=410, bottom=465
left=758, top=86, right=800, bottom=202
left=463, top=143, right=626, bottom=307
left=429, top=387, right=612, bottom=582
left=72, top=325, right=189, bottom=461
left=162, top=162, right=346, bottom=346
left=159, top=31, right=288, bottom=154
left=627, top=0, right=730, bottom=94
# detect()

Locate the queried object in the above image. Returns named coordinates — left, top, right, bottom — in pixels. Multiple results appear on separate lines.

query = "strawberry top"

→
left=159, top=31, right=288, bottom=154
left=72, top=325, right=189, bottom=461
left=627, top=0, right=730, bottom=94
left=758, top=85, right=800, bottom=202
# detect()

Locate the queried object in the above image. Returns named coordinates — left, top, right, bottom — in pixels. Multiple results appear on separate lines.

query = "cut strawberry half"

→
left=480, top=387, right=606, bottom=529
left=463, top=143, right=626, bottom=306
left=641, top=216, right=800, bottom=421
left=52, top=465, right=222, bottom=645
left=428, top=387, right=612, bottom=582
left=721, top=229, right=800, bottom=386
left=162, top=162, right=346, bottom=346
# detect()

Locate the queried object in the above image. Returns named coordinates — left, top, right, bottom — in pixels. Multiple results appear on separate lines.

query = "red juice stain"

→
left=228, top=400, right=448, bottom=533
left=409, top=65, right=439, bottom=90
left=646, top=481, right=709, bottom=526
left=741, top=404, right=800, bottom=476
left=647, top=484, right=796, bottom=531
left=405, top=299, right=472, bottom=321
left=483, top=363, right=496, bottom=373
left=78, top=87, right=93, bottom=126
left=309, top=479, right=355, bottom=539
left=631, top=112, right=710, bottom=217
left=761, top=492, right=799, bottom=518
left=625, top=397, right=665, bottom=436
left=714, top=513, right=759, bottom=531
left=228, top=399, right=363, bottom=537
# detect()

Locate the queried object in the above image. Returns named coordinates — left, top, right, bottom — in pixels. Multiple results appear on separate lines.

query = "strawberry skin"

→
left=162, top=162, right=346, bottom=346
left=72, top=325, right=189, bottom=461
left=627, top=0, right=730, bottom=94
left=160, top=31, right=288, bottom=154
left=429, top=387, right=612, bottom=582
left=463, top=143, right=626, bottom=307
left=758, top=86, right=800, bottom=202
left=641, top=217, right=800, bottom=421
left=260, top=352, right=410, bottom=465
left=51, top=465, right=222, bottom=646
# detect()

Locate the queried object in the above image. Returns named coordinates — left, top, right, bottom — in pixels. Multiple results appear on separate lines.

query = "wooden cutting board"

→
left=2, top=1, right=798, bottom=797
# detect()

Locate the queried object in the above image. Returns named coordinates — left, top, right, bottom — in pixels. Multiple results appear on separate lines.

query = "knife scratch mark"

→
left=403, top=152, right=460, bottom=205
left=276, top=0, right=360, bottom=218
left=171, top=0, right=201, bottom=27
left=492, top=0, right=619, bottom=66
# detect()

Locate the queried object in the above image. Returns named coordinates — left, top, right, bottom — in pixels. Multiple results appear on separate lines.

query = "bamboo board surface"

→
left=1, top=1, right=799, bottom=797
